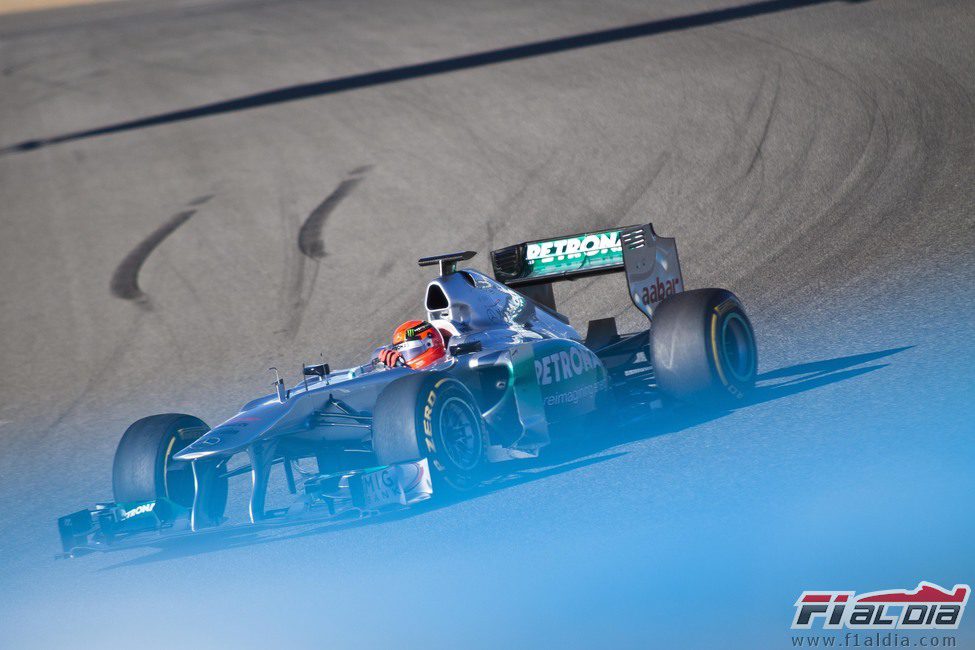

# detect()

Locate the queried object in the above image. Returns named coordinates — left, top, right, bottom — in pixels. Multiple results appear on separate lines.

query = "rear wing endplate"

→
left=490, top=223, right=683, bottom=320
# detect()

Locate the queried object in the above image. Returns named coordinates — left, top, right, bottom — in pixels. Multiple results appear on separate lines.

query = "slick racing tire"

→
left=651, top=288, right=757, bottom=406
left=373, top=373, right=487, bottom=492
left=112, top=413, right=228, bottom=519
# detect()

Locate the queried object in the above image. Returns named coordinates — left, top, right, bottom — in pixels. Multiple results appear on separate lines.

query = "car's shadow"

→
left=97, top=345, right=911, bottom=571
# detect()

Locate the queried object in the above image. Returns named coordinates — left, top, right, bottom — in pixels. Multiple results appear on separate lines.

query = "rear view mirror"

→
left=449, top=341, right=482, bottom=356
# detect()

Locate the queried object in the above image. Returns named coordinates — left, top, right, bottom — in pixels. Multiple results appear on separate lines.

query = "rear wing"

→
left=490, top=223, right=683, bottom=321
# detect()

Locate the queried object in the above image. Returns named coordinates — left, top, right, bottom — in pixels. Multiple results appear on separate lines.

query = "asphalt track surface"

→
left=1, top=1, right=973, bottom=648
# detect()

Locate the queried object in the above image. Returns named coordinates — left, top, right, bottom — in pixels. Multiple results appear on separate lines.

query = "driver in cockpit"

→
left=376, top=320, right=448, bottom=370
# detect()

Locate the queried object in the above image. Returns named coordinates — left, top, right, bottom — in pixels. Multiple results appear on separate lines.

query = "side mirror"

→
left=303, top=363, right=329, bottom=378
left=449, top=341, right=482, bottom=356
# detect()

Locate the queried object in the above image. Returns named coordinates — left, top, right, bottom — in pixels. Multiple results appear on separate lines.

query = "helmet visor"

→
left=395, top=338, right=432, bottom=362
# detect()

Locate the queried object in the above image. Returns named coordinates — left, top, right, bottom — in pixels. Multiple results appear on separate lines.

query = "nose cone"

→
left=173, top=404, right=289, bottom=461
left=172, top=433, right=234, bottom=461
left=172, top=425, right=253, bottom=461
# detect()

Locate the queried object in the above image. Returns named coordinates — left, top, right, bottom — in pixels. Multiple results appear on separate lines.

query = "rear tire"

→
left=373, top=373, right=487, bottom=492
left=112, top=413, right=227, bottom=519
left=651, top=288, right=757, bottom=405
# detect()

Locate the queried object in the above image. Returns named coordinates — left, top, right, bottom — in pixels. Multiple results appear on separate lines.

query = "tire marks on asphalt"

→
left=187, top=193, right=214, bottom=206
left=743, top=68, right=781, bottom=178
left=297, top=166, right=369, bottom=259
left=109, top=195, right=212, bottom=307
left=282, top=167, right=370, bottom=337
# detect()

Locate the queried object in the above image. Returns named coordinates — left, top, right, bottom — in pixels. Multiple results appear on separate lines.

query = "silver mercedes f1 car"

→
left=57, top=223, right=758, bottom=556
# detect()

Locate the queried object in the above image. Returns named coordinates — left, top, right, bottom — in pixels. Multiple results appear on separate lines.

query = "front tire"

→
left=650, top=288, right=757, bottom=405
left=112, top=413, right=227, bottom=520
left=372, top=373, right=487, bottom=491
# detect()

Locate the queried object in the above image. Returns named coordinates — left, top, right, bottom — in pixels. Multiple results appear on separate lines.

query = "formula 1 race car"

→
left=57, top=223, right=757, bottom=556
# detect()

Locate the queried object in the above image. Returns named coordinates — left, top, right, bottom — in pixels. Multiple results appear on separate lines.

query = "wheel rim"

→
left=437, top=396, right=481, bottom=471
left=720, top=312, right=756, bottom=382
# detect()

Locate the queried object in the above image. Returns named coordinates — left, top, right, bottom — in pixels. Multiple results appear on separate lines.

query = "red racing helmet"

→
left=391, top=320, right=447, bottom=369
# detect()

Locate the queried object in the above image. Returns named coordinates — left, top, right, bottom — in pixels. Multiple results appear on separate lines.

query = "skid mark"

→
left=297, top=169, right=367, bottom=260
left=283, top=167, right=370, bottom=337
left=188, top=194, right=214, bottom=206
left=377, top=259, right=395, bottom=277
left=744, top=67, right=781, bottom=177
left=612, top=153, right=670, bottom=220
left=109, top=209, right=196, bottom=307
left=46, top=314, right=148, bottom=433
left=280, top=242, right=322, bottom=339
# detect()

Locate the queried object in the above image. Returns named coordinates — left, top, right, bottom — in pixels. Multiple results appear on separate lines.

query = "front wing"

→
left=56, top=460, right=432, bottom=557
